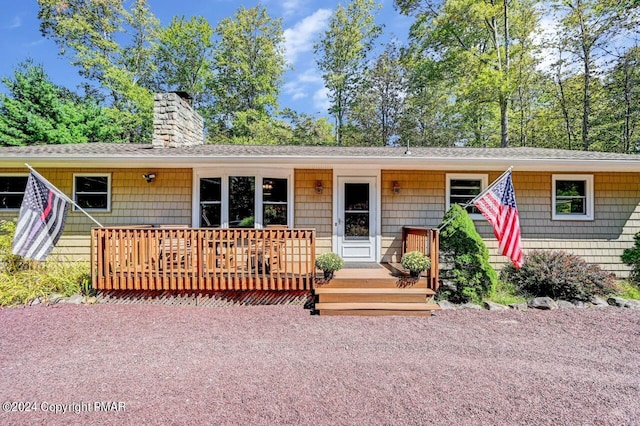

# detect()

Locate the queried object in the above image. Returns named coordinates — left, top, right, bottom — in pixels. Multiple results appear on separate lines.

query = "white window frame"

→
left=0, top=173, right=29, bottom=210
left=552, top=174, right=594, bottom=221
left=446, top=173, right=488, bottom=220
left=73, top=173, right=111, bottom=212
left=193, top=168, right=293, bottom=228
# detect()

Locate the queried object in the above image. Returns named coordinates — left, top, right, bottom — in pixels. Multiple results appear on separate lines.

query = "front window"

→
left=0, top=175, right=28, bottom=209
left=552, top=175, right=594, bottom=220
left=198, top=173, right=290, bottom=228
left=74, top=174, right=110, bottom=211
left=446, top=174, right=488, bottom=218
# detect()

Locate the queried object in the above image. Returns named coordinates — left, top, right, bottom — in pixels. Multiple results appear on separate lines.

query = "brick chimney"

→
left=152, top=92, right=204, bottom=148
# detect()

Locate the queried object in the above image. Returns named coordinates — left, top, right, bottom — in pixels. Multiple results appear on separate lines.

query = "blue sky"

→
left=0, top=0, right=413, bottom=118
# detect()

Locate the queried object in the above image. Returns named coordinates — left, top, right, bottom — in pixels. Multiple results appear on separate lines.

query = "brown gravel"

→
left=0, top=304, right=639, bottom=425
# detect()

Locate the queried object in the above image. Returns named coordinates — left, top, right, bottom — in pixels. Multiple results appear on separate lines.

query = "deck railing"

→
left=401, top=226, right=440, bottom=291
left=92, top=227, right=316, bottom=291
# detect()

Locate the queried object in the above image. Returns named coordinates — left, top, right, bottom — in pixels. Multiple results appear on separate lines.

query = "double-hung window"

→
left=552, top=175, right=594, bottom=220
left=446, top=174, right=488, bottom=219
left=73, top=174, right=111, bottom=211
left=0, top=175, right=28, bottom=210
left=198, top=172, right=291, bottom=228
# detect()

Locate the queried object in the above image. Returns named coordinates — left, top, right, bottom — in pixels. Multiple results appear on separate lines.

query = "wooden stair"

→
left=313, top=264, right=439, bottom=316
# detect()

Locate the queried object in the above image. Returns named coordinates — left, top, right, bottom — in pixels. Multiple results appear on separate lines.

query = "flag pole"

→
left=437, top=166, right=513, bottom=232
left=25, top=164, right=104, bottom=228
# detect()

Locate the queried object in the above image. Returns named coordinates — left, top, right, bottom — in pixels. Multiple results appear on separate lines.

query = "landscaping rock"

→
left=65, top=294, right=84, bottom=305
left=571, top=300, right=590, bottom=308
left=437, top=300, right=457, bottom=310
left=83, top=296, right=97, bottom=305
left=590, top=296, right=609, bottom=307
left=484, top=301, right=508, bottom=311
left=528, top=297, right=558, bottom=310
left=459, top=303, right=482, bottom=310
left=607, top=297, right=628, bottom=307
left=29, top=297, right=41, bottom=306
left=556, top=300, right=576, bottom=309
left=509, top=302, right=528, bottom=311
left=47, top=293, right=64, bottom=304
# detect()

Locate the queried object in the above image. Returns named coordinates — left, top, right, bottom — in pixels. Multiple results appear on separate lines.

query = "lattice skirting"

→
left=96, top=290, right=313, bottom=307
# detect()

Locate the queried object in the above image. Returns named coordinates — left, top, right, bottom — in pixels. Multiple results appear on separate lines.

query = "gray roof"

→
left=1, top=143, right=639, bottom=171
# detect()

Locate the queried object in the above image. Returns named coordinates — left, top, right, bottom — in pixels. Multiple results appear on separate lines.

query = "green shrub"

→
left=615, top=281, right=640, bottom=300
left=315, top=252, right=344, bottom=272
left=621, top=232, right=640, bottom=285
left=401, top=250, right=431, bottom=273
left=485, top=280, right=528, bottom=306
left=501, top=250, right=616, bottom=301
left=0, top=219, right=92, bottom=306
left=438, top=204, right=498, bottom=304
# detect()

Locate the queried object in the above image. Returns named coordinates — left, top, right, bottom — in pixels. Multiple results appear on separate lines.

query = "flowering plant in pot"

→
left=401, top=251, right=431, bottom=278
left=315, top=252, right=344, bottom=280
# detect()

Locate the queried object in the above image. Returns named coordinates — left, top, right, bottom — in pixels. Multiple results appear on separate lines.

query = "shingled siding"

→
left=381, top=170, right=640, bottom=277
left=294, top=169, right=332, bottom=254
left=0, top=168, right=193, bottom=260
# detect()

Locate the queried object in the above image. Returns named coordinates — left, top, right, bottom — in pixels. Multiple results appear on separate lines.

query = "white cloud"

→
left=313, top=87, right=331, bottom=112
left=283, top=8, right=332, bottom=65
left=283, top=68, right=323, bottom=101
left=281, top=0, right=304, bottom=17
left=6, top=16, right=21, bottom=29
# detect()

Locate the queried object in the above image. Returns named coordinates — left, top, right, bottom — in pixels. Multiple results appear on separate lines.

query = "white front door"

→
left=336, top=176, right=377, bottom=262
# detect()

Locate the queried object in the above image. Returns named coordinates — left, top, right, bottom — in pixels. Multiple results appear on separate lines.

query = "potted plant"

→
left=401, top=251, right=431, bottom=278
left=315, top=252, right=344, bottom=280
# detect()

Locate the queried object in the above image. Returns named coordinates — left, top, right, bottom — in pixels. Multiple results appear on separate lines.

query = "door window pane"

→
left=229, top=176, right=255, bottom=228
left=344, top=183, right=369, bottom=239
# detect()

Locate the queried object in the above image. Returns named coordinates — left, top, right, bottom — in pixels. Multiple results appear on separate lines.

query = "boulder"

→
left=556, top=300, right=576, bottom=309
left=484, top=301, right=508, bottom=311
left=459, top=302, right=482, bottom=310
left=29, top=297, right=41, bottom=306
left=571, top=300, right=590, bottom=308
left=624, top=299, right=640, bottom=309
left=509, top=302, right=528, bottom=311
left=65, top=294, right=84, bottom=305
left=590, top=296, right=609, bottom=307
left=528, top=297, right=558, bottom=310
left=437, top=300, right=457, bottom=310
left=47, top=293, right=64, bottom=304
left=607, top=297, right=628, bottom=307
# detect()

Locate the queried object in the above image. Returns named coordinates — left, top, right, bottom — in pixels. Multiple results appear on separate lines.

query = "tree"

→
left=210, top=4, right=286, bottom=139
left=155, top=16, right=214, bottom=108
left=350, top=43, right=405, bottom=146
left=280, top=109, right=335, bottom=145
left=0, top=61, right=122, bottom=146
left=397, top=0, right=540, bottom=147
left=37, top=0, right=159, bottom=142
left=551, top=0, right=638, bottom=150
left=606, top=46, right=640, bottom=153
left=315, top=0, right=382, bottom=145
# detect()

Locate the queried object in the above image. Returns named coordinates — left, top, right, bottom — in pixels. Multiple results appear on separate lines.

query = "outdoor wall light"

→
left=142, top=173, right=156, bottom=183
left=315, top=180, right=323, bottom=194
left=393, top=181, right=400, bottom=194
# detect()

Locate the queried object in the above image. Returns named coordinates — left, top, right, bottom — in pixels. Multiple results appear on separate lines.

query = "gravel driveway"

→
left=1, top=304, right=639, bottom=425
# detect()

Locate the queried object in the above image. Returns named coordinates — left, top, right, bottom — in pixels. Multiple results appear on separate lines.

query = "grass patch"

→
left=0, top=261, right=91, bottom=307
left=484, top=280, right=528, bottom=306
left=614, top=281, right=640, bottom=300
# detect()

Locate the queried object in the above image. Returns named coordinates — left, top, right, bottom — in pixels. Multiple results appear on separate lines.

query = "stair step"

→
left=315, top=302, right=440, bottom=311
left=316, top=278, right=428, bottom=289
left=314, top=287, right=434, bottom=295
left=320, top=309, right=434, bottom=317
left=319, top=293, right=428, bottom=303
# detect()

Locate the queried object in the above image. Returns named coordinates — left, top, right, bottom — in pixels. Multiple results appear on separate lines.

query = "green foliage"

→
left=621, top=232, right=640, bottom=284
left=438, top=204, right=498, bottom=304
left=615, top=281, right=640, bottom=300
left=315, top=0, right=382, bottom=145
left=401, top=250, right=431, bottom=273
left=0, top=60, right=124, bottom=145
left=501, top=250, right=616, bottom=301
left=210, top=4, right=286, bottom=139
left=484, top=280, right=527, bottom=306
left=315, top=252, right=345, bottom=273
left=0, top=220, right=91, bottom=306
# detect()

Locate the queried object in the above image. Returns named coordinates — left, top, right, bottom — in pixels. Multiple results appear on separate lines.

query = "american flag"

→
left=12, top=172, right=69, bottom=261
left=474, top=171, right=523, bottom=269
